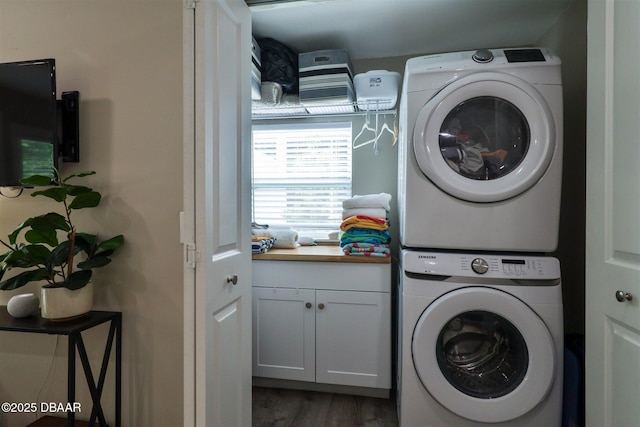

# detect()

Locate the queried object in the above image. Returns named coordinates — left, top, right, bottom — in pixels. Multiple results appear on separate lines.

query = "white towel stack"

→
left=341, top=193, right=392, bottom=219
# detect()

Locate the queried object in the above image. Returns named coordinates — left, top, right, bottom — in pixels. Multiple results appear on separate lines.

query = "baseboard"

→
left=252, top=376, right=391, bottom=399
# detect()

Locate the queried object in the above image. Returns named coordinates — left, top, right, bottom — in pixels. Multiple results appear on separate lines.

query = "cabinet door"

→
left=315, top=290, right=391, bottom=389
left=252, top=287, right=316, bottom=382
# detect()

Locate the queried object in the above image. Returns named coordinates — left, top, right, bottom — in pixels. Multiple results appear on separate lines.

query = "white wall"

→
left=0, top=1, right=184, bottom=426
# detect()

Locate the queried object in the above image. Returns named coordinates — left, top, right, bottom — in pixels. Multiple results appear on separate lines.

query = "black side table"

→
left=0, top=308, right=121, bottom=427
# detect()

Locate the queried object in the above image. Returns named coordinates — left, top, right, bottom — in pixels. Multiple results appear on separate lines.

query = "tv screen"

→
left=0, top=58, right=57, bottom=187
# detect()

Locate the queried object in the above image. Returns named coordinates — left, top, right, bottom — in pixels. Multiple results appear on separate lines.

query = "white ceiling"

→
left=249, top=0, right=576, bottom=60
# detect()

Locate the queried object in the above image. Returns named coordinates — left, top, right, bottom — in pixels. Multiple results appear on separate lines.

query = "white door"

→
left=183, top=0, right=252, bottom=426
left=252, top=287, right=316, bottom=382
left=315, top=290, right=391, bottom=388
left=412, top=73, right=557, bottom=202
left=586, top=0, right=640, bottom=425
left=411, top=287, right=555, bottom=424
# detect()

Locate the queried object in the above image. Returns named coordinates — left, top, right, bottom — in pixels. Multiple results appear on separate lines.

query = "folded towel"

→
left=340, top=215, right=388, bottom=232
left=341, top=207, right=387, bottom=220
left=340, top=228, right=391, bottom=246
left=342, top=242, right=390, bottom=257
left=252, top=238, right=275, bottom=254
left=342, top=193, right=392, bottom=211
left=273, top=228, right=299, bottom=249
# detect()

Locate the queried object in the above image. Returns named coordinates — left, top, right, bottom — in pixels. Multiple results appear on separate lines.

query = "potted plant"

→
left=0, top=171, right=124, bottom=320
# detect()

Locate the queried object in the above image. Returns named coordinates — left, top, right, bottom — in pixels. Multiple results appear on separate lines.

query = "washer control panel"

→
left=403, top=250, right=560, bottom=280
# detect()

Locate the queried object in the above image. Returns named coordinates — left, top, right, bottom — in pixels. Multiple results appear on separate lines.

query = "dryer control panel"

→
left=403, top=250, right=561, bottom=280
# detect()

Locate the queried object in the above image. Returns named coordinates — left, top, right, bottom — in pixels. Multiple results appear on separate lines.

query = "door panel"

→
left=252, top=287, right=316, bottom=382
left=315, top=290, right=391, bottom=388
left=586, top=0, right=640, bottom=424
left=185, top=0, right=252, bottom=426
left=411, top=287, right=555, bottom=424
left=413, top=73, right=556, bottom=202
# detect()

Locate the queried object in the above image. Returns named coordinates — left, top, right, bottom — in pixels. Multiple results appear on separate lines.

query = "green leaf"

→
left=20, top=175, right=54, bottom=186
left=8, top=213, right=69, bottom=245
left=24, top=229, right=59, bottom=246
left=32, top=213, right=70, bottom=232
left=69, top=191, right=101, bottom=210
left=8, top=218, right=35, bottom=244
left=20, top=245, right=51, bottom=264
left=31, top=187, right=68, bottom=202
left=60, top=269, right=92, bottom=290
left=75, top=233, right=98, bottom=248
left=98, top=235, right=124, bottom=251
left=62, top=171, right=96, bottom=183
left=0, top=269, right=49, bottom=290
left=48, top=240, right=79, bottom=267
left=78, top=255, right=112, bottom=270
left=66, top=185, right=93, bottom=196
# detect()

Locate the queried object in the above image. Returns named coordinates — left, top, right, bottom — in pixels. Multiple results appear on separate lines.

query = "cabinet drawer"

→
left=253, top=260, right=391, bottom=292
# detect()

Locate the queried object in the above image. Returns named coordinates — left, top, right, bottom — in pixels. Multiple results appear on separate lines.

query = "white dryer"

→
left=397, top=250, right=563, bottom=426
left=398, top=48, right=563, bottom=252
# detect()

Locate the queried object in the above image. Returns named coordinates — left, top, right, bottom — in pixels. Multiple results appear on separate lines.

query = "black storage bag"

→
left=258, top=38, right=298, bottom=94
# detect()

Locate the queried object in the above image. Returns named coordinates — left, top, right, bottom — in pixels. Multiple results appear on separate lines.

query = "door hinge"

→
left=185, top=243, right=199, bottom=269
left=185, top=0, right=198, bottom=9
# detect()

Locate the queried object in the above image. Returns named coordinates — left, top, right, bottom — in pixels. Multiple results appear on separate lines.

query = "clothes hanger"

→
left=352, top=112, right=378, bottom=149
left=376, top=119, right=398, bottom=146
left=353, top=114, right=398, bottom=155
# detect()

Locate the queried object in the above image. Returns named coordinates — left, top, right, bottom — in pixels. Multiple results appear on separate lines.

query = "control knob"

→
left=472, top=49, right=494, bottom=63
left=471, top=258, right=489, bottom=274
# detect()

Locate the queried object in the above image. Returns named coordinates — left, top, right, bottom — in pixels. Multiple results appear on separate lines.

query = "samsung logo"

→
left=418, top=255, right=437, bottom=259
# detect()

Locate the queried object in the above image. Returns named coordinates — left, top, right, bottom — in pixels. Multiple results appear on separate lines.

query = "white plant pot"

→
left=41, top=282, right=94, bottom=321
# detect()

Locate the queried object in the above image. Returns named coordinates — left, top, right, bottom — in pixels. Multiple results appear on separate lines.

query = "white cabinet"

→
left=253, top=287, right=316, bottom=382
left=252, top=257, right=391, bottom=390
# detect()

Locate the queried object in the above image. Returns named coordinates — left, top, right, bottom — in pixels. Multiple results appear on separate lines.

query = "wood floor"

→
left=252, top=387, right=398, bottom=427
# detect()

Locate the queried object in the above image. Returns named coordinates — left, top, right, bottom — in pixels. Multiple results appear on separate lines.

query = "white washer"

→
left=398, top=47, right=563, bottom=252
left=397, top=250, right=563, bottom=426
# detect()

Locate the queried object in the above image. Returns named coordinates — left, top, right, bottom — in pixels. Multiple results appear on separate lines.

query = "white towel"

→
left=341, top=207, right=388, bottom=220
left=342, top=193, right=392, bottom=211
left=273, top=229, right=299, bottom=249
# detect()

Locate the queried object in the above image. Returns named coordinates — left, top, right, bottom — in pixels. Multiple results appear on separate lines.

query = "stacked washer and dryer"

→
left=396, top=48, right=564, bottom=426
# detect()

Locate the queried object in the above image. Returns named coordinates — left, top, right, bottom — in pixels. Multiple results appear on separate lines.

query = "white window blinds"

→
left=252, top=122, right=352, bottom=235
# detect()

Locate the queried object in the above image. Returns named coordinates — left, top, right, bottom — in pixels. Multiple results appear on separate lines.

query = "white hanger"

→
left=352, top=112, right=378, bottom=149
left=353, top=114, right=398, bottom=155
left=376, top=119, right=398, bottom=146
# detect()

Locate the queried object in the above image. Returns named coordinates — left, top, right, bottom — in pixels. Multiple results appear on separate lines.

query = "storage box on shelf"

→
left=298, top=49, right=355, bottom=114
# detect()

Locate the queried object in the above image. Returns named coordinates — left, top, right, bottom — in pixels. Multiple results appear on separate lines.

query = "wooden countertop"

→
left=252, top=245, right=391, bottom=264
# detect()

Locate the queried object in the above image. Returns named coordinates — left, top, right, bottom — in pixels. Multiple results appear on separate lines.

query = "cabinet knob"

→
left=226, top=274, right=238, bottom=285
left=305, top=302, right=312, bottom=309
left=318, top=303, right=325, bottom=310
left=615, top=290, right=633, bottom=302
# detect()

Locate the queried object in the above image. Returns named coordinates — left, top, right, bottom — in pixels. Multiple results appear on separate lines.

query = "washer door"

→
left=412, top=287, right=555, bottom=423
left=413, top=72, right=556, bottom=202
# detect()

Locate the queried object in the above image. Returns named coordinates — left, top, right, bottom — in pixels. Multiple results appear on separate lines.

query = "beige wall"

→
left=538, top=0, right=587, bottom=335
left=0, top=1, right=184, bottom=426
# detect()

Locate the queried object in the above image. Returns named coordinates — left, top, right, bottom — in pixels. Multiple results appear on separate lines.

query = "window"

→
left=252, top=121, right=352, bottom=237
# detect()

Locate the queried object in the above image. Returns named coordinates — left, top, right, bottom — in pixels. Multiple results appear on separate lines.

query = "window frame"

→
left=251, top=117, right=354, bottom=238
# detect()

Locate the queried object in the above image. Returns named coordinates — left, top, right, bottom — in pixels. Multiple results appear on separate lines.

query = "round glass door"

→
left=439, top=97, right=530, bottom=181
left=436, top=310, right=528, bottom=399
left=413, top=72, right=556, bottom=202
left=412, top=287, right=556, bottom=423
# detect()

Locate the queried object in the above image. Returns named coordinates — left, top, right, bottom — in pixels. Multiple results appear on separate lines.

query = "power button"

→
left=471, top=258, right=489, bottom=274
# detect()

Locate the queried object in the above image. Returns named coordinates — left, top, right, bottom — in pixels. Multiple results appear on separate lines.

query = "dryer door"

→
left=412, top=287, right=556, bottom=423
left=413, top=72, right=556, bottom=202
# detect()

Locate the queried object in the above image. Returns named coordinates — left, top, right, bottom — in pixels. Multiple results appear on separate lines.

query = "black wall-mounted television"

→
left=0, top=58, right=79, bottom=187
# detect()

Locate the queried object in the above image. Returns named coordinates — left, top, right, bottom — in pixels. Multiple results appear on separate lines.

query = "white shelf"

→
left=252, top=99, right=397, bottom=120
